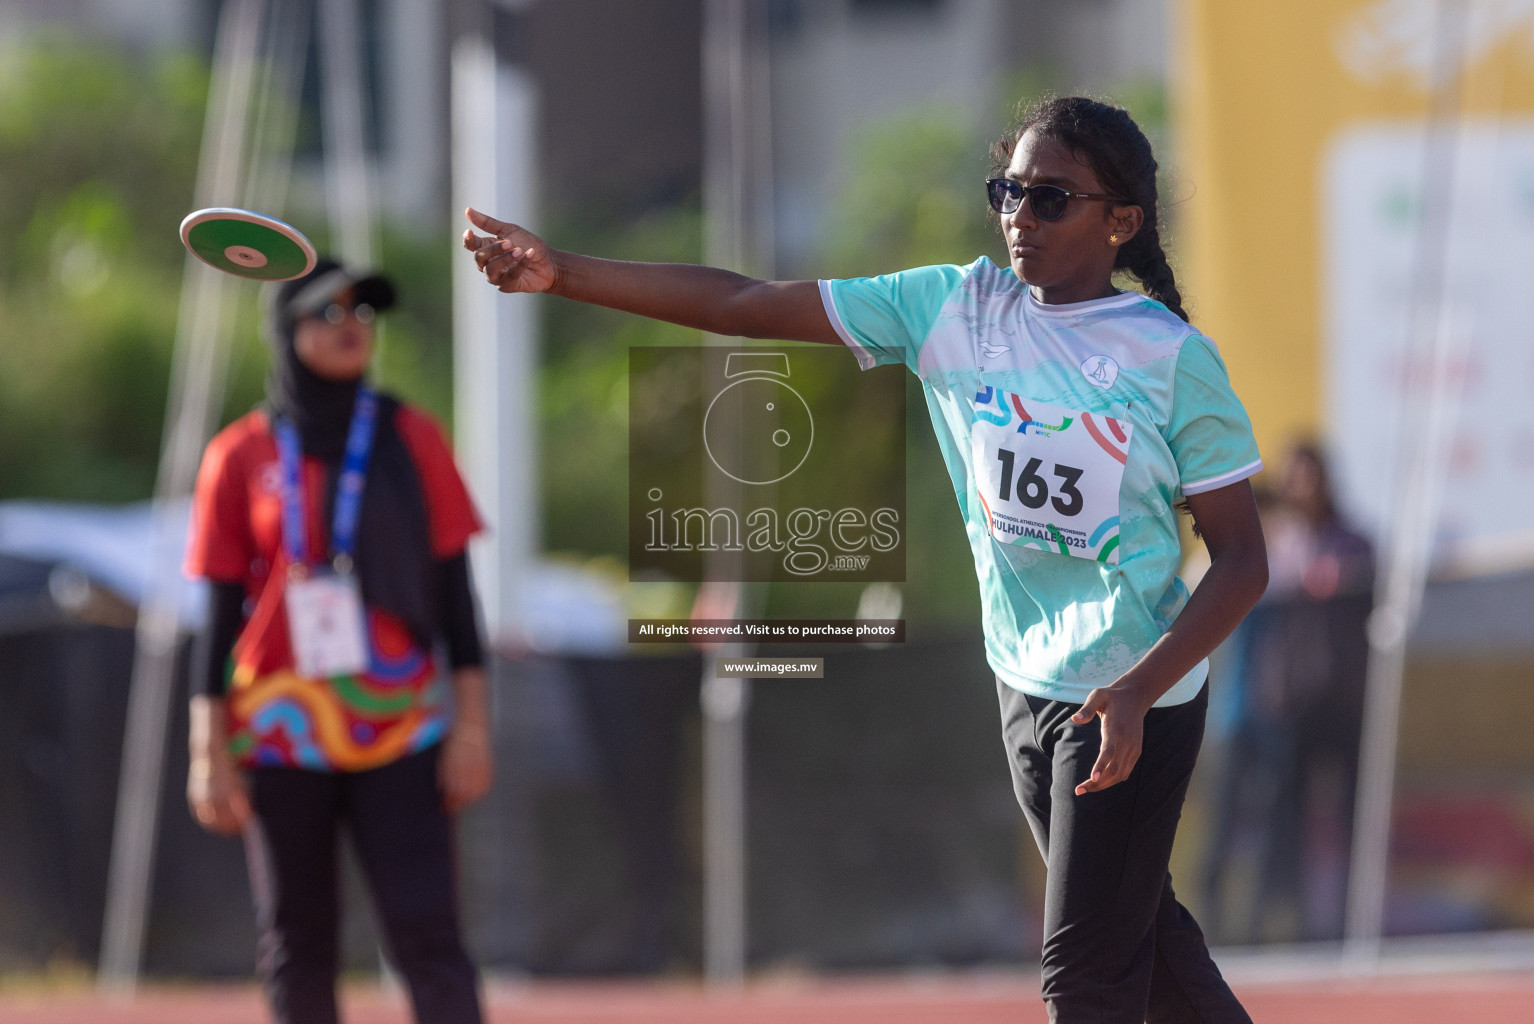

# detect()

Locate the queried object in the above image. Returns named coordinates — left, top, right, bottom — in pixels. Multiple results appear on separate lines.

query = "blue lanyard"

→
left=275, top=388, right=379, bottom=575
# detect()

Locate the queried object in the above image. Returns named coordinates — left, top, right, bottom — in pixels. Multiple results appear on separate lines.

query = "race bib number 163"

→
left=971, top=387, right=1131, bottom=563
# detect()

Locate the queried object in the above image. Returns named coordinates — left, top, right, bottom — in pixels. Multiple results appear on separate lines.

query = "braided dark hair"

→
left=990, top=96, right=1189, bottom=323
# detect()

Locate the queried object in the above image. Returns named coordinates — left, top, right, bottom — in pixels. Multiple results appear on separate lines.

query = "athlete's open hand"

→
left=462, top=207, right=558, bottom=294
left=1070, top=685, right=1152, bottom=795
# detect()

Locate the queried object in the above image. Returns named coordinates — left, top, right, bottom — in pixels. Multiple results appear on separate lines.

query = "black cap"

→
left=269, top=257, right=396, bottom=326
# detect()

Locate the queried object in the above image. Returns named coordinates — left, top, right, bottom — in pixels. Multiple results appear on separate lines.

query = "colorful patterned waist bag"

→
left=226, top=389, right=446, bottom=771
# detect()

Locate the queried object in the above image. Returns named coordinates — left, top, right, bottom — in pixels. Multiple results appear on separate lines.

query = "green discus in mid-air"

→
left=179, top=208, right=317, bottom=281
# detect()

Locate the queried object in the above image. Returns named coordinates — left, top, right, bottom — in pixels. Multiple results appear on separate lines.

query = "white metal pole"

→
left=243, top=0, right=308, bottom=219
left=318, top=0, right=378, bottom=268
left=700, top=0, right=773, bottom=986
left=379, top=0, right=447, bottom=230
left=98, top=0, right=268, bottom=994
left=450, top=29, right=538, bottom=648
left=1343, top=0, right=1472, bottom=960
left=700, top=642, right=751, bottom=983
left=451, top=33, right=499, bottom=623
left=450, top=6, right=540, bottom=965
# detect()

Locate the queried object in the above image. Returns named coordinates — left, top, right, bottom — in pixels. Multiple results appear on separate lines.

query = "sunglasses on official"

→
left=316, top=301, right=375, bottom=325
left=985, top=178, right=1128, bottom=221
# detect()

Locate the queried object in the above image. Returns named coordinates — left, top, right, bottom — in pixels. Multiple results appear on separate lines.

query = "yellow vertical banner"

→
left=1177, top=0, right=1534, bottom=558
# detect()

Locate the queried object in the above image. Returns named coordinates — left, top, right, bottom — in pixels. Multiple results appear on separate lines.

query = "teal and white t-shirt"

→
left=820, top=256, right=1262, bottom=706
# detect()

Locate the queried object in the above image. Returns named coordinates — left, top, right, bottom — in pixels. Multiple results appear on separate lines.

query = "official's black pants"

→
left=245, top=744, right=483, bottom=1024
left=998, top=679, right=1251, bottom=1024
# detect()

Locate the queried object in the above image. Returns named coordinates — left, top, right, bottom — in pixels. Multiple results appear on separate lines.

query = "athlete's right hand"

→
left=1070, top=684, right=1150, bottom=795
left=187, top=753, right=252, bottom=837
left=462, top=207, right=558, bottom=294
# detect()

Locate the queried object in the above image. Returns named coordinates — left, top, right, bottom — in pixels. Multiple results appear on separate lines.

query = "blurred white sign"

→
left=1323, top=121, right=1534, bottom=569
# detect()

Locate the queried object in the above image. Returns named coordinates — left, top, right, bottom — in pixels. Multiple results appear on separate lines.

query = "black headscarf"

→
left=266, top=258, right=395, bottom=457
left=263, top=259, right=441, bottom=647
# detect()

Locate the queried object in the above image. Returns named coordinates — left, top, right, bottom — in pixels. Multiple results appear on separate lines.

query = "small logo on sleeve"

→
left=1081, top=355, right=1119, bottom=389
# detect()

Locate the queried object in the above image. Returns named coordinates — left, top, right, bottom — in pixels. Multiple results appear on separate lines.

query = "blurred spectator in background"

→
left=1203, top=441, right=1374, bottom=943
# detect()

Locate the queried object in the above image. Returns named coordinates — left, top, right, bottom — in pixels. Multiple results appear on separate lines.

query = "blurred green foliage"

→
left=821, top=105, right=1004, bottom=277
left=366, top=227, right=456, bottom=424
left=538, top=205, right=709, bottom=561
left=0, top=40, right=204, bottom=500
left=0, top=38, right=455, bottom=502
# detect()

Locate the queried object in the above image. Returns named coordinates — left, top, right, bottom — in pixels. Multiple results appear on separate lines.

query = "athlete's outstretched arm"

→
left=462, top=208, right=842, bottom=346
left=1071, top=479, right=1268, bottom=795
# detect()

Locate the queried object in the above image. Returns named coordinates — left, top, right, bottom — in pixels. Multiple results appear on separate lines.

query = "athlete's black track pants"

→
left=998, top=679, right=1252, bottom=1024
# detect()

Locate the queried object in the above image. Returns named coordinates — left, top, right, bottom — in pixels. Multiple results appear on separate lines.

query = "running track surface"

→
left=2, top=973, right=1531, bottom=1023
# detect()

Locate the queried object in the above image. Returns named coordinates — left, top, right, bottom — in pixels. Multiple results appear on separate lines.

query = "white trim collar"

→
left=1025, top=287, right=1145, bottom=318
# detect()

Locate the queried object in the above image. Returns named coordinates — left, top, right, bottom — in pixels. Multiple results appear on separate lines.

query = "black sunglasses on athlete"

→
left=985, top=178, right=1127, bottom=221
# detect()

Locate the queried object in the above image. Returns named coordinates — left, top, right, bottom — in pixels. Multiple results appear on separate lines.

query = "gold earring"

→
left=1109, top=234, right=1120, bottom=243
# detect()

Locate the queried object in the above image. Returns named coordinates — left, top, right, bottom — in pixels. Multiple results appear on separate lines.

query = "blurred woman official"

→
left=184, top=259, right=491, bottom=1024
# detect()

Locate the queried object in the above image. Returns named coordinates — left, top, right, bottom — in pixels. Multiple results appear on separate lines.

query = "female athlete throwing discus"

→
left=465, top=96, right=1265, bottom=1023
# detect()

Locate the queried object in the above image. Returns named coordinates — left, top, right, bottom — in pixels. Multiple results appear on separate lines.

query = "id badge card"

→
left=971, top=388, right=1132, bottom=563
left=285, top=569, right=370, bottom=679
